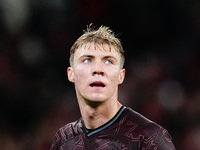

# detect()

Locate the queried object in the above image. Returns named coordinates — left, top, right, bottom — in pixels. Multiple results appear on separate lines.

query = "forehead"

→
left=74, top=42, right=120, bottom=57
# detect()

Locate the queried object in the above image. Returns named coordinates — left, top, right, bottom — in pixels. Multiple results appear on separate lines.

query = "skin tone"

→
left=67, top=42, right=125, bottom=129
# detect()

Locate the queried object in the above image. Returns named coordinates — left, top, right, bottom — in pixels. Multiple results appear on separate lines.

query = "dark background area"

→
left=0, top=0, right=200, bottom=149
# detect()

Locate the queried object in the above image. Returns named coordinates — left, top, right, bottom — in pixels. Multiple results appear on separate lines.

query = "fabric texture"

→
left=50, top=106, right=176, bottom=150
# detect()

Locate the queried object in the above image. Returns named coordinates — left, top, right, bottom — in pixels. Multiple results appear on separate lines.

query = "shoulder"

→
left=124, top=107, right=170, bottom=137
left=59, top=118, right=83, bottom=139
left=123, top=107, right=160, bottom=130
left=50, top=118, right=84, bottom=150
left=124, top=107, right=164, bottom=130
left=122, top=107, right=176, bottom=149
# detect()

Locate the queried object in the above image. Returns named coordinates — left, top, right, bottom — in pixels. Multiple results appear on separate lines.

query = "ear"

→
left=118, top=69, right=125, bottom=84
left=67, top=67, right=75, bottom=82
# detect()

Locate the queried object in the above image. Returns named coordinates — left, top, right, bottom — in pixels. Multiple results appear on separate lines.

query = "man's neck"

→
left=78, top=99, right=122, bottom=129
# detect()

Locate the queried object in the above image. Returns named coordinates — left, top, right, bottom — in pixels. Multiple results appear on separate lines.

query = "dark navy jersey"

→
left=50, top=106, right=176, bottom=150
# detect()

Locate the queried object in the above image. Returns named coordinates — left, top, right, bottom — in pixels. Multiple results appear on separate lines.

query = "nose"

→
left=92, top=62, right=104, bottom=76
left=93, top=71, right=104, bottom=76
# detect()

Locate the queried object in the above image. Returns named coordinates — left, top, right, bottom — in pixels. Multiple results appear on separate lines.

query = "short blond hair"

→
left=69, top=24, right=125, bottom=68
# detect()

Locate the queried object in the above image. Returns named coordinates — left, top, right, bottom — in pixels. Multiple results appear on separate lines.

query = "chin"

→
left=85, top=95, right=107, bottom=103
left=87, top=97, right=106, bottom=103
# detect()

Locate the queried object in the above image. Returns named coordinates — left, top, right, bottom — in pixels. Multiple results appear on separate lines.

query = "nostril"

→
left=93, top=71, right=104, bottom=76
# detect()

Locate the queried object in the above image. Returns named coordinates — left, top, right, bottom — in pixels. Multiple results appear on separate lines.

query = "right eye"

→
left=84, top=59, right=91, bottom=63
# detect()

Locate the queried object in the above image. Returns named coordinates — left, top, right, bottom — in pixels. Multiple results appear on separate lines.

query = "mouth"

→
left=90, top=81, right=105, bottom=88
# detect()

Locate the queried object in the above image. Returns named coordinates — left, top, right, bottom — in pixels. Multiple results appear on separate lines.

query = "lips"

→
left=90, top=81, right=105, bottom=87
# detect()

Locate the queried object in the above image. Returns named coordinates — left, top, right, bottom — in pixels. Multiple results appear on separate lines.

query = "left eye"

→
left=105, top=60, right=112, bottom=64
left=84, top=59, right=91, bottom=63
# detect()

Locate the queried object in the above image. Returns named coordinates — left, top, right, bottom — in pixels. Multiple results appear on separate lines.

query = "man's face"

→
left=67, top=43, right=125, bottom=103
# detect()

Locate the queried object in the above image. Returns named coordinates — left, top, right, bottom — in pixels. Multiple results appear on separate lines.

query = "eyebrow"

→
left=79, top=55, right=94, bottom=59
left=79, top=55, right=117, bottom=61
left=104, top=56, right=117, bottom=60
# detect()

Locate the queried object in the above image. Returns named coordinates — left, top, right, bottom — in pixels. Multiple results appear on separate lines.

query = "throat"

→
left=85, top=99, right=102, bottom=108
left=83, top=102, right=123, bottom=129
left=83, top=106, right=126, bottom=137
left=85, top=106, right=106, bottom=129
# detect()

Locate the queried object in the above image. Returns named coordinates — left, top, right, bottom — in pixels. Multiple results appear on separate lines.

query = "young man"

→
left=50, top=25, right=176, bottom=150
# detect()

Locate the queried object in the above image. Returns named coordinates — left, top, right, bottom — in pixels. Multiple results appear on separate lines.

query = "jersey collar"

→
left=83, top=106, right=126, bottom=137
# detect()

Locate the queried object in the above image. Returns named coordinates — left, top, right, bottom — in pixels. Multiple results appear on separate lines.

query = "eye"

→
left=84, top=59, right=91, bottom=63
left=105, top=60, right=112, bottom=64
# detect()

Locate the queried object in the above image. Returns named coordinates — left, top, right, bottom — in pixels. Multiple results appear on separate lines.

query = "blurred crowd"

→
left=0, top=0, right=200, bottom=149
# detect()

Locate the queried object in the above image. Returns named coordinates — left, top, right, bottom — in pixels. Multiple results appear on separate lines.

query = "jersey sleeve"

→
left=50, top=119, right=83, bottom=150
left=50, top=129, right=64, bottom=150
left=140, top=123, right=176, bottom=150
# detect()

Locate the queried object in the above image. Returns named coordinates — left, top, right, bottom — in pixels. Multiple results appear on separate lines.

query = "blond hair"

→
left=69, top=24, right=125, bottom=68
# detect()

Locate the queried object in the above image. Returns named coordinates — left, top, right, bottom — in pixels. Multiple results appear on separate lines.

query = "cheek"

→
left=109, top=70, right=121, bottom=84
left=74, top=67, right=89, bottom=83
